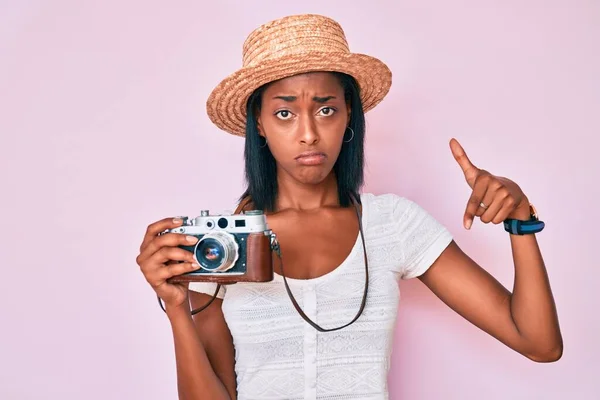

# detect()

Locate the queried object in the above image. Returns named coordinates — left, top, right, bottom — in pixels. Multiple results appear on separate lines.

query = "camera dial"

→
left=244, top=210, right=263, bottom=215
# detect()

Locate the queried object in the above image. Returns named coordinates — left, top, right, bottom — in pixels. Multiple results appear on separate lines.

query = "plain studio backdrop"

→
left=1, top=1, right=598, bottom=399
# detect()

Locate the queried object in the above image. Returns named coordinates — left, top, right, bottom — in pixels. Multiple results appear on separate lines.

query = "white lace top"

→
left=189, top=192, right=453, bottom=400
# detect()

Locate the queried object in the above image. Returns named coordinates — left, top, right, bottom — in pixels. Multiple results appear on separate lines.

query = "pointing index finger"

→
left=450, top=138, right=479, bottom=186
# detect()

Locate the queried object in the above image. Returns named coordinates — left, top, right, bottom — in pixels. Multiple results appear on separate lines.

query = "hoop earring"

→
left=259, top=136, right=268, bottom=148
left=344, top=127, right=355, bottom=143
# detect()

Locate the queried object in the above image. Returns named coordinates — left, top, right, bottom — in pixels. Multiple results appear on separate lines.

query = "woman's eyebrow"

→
left=313, top=96, right=336, bottom=103
left=272, top=95, right=337, bottom=103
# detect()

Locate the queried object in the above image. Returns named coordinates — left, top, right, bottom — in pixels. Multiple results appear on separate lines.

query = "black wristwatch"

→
left=503, top=203, right=545, bottom=235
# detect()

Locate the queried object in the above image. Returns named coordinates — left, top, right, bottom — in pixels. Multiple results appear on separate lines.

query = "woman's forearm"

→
left=166, top=304, right=231, bottom=400
left=508, top=209, right=563, bottom=361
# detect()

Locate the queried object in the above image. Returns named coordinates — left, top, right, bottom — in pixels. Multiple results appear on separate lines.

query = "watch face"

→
left=529, top=203, right=538, bottom=220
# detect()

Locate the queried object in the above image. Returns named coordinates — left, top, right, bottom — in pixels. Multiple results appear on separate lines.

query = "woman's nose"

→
left=299, top=117, right=319, bottom=145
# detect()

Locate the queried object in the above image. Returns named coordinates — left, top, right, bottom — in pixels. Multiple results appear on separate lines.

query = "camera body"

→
left=165, top=209, right=274, bottom=284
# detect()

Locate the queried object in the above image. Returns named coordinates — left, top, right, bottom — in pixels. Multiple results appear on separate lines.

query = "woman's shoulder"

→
left=361, top=191, right=419, bottom=214
left=362, top=192, right=452, bottom=267
left=361, top=191, right=445, bottom=227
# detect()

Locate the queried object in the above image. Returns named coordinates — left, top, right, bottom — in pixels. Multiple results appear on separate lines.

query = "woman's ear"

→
left=256, top=113, right=264, bottom=137
left=346, top=100, right=351, bottom=123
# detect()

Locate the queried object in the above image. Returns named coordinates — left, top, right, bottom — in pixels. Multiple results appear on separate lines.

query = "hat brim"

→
left=206, top=52, right=392, bottom=136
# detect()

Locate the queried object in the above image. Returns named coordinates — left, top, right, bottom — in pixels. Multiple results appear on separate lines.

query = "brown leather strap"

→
left=234, top=195, right=253, bottom=214
left=274, top=193, right=369, bottom=332
left=158, top=278, right=223, bottom=315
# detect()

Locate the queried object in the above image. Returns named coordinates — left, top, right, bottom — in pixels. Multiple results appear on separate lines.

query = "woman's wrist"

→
left=507, top=197, right=532, bottom=221
left=165, top=301, right=192, bottom=322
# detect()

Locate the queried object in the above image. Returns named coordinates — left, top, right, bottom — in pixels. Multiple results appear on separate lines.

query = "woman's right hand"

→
left=136, top=217, right=201, bottom=309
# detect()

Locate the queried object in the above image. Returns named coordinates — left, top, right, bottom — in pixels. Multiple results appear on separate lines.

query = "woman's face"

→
left=256, top=72, right=351, bottom=186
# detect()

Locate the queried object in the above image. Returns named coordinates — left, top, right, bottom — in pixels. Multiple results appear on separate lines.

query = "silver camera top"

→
left=170, top=209, right=269, bottom=235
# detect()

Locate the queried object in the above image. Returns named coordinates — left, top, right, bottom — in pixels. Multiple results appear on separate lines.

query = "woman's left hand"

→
left=449, top=138, right=531, bottom=230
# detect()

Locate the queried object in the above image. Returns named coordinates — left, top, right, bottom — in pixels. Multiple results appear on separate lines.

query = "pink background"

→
left=1, top=1, right=598, bottom=399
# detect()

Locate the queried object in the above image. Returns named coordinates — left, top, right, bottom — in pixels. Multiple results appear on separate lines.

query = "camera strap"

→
left=158, top=284, right=222, bottom=316
left=165, top=193, right=370, bottom=329
left=273, top=193, right=369, bottom=332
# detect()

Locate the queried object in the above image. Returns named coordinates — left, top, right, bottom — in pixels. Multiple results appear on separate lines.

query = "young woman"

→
left=135, top=14, right=562, bottom=400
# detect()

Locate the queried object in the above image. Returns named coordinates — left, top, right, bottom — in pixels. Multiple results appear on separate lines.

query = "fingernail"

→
left=173, top=218, right=182, bottom=224
left=465, top=219, right=472, bottom=230
left=186, top=235, right=198, bottom=243
left=191, top=262, right=200, bottom=269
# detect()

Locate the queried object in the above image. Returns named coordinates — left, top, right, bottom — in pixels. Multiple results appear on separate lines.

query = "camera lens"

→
left=196, top=238, right=224, bottom=270
left=194, top=232, right=239, bottom=272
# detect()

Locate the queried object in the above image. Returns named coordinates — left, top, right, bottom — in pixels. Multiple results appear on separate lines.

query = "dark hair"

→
left=238, top=72, right=365, bottom=212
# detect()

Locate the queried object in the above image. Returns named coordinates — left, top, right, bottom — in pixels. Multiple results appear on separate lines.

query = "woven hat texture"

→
left=206, top=14, right=392, bottom=136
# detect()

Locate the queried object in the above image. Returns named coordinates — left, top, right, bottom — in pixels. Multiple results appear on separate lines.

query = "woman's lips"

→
left=295, top=151, right=327, bottom=165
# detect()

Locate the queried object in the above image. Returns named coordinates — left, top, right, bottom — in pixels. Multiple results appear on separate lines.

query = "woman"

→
left=135, top=14, right=562, bottom=400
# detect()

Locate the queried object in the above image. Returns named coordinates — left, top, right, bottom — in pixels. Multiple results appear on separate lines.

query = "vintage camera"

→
left=164, top=209, right=275, bottom=284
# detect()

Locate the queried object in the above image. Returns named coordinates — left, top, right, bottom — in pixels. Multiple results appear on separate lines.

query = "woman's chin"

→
left=295, top=168, right=333, bottom=185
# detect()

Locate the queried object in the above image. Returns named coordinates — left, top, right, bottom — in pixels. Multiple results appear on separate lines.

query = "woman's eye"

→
left=318, top=107, right=335, bottom=116
left=275, top=110, right=292, bottom=120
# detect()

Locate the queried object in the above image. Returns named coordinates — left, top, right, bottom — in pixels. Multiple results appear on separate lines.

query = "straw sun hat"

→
left=206, top=14, right=392, bottom=137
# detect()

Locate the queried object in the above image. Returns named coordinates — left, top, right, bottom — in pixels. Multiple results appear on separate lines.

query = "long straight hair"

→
left=238, top=72, right=365, bottom=212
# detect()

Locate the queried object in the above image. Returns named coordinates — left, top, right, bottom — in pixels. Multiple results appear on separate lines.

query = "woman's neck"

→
left=275, top=172, right=339, bottom=212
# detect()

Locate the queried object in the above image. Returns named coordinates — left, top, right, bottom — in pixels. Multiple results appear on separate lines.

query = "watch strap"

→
left=503, top=217, right=545, bottom=235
